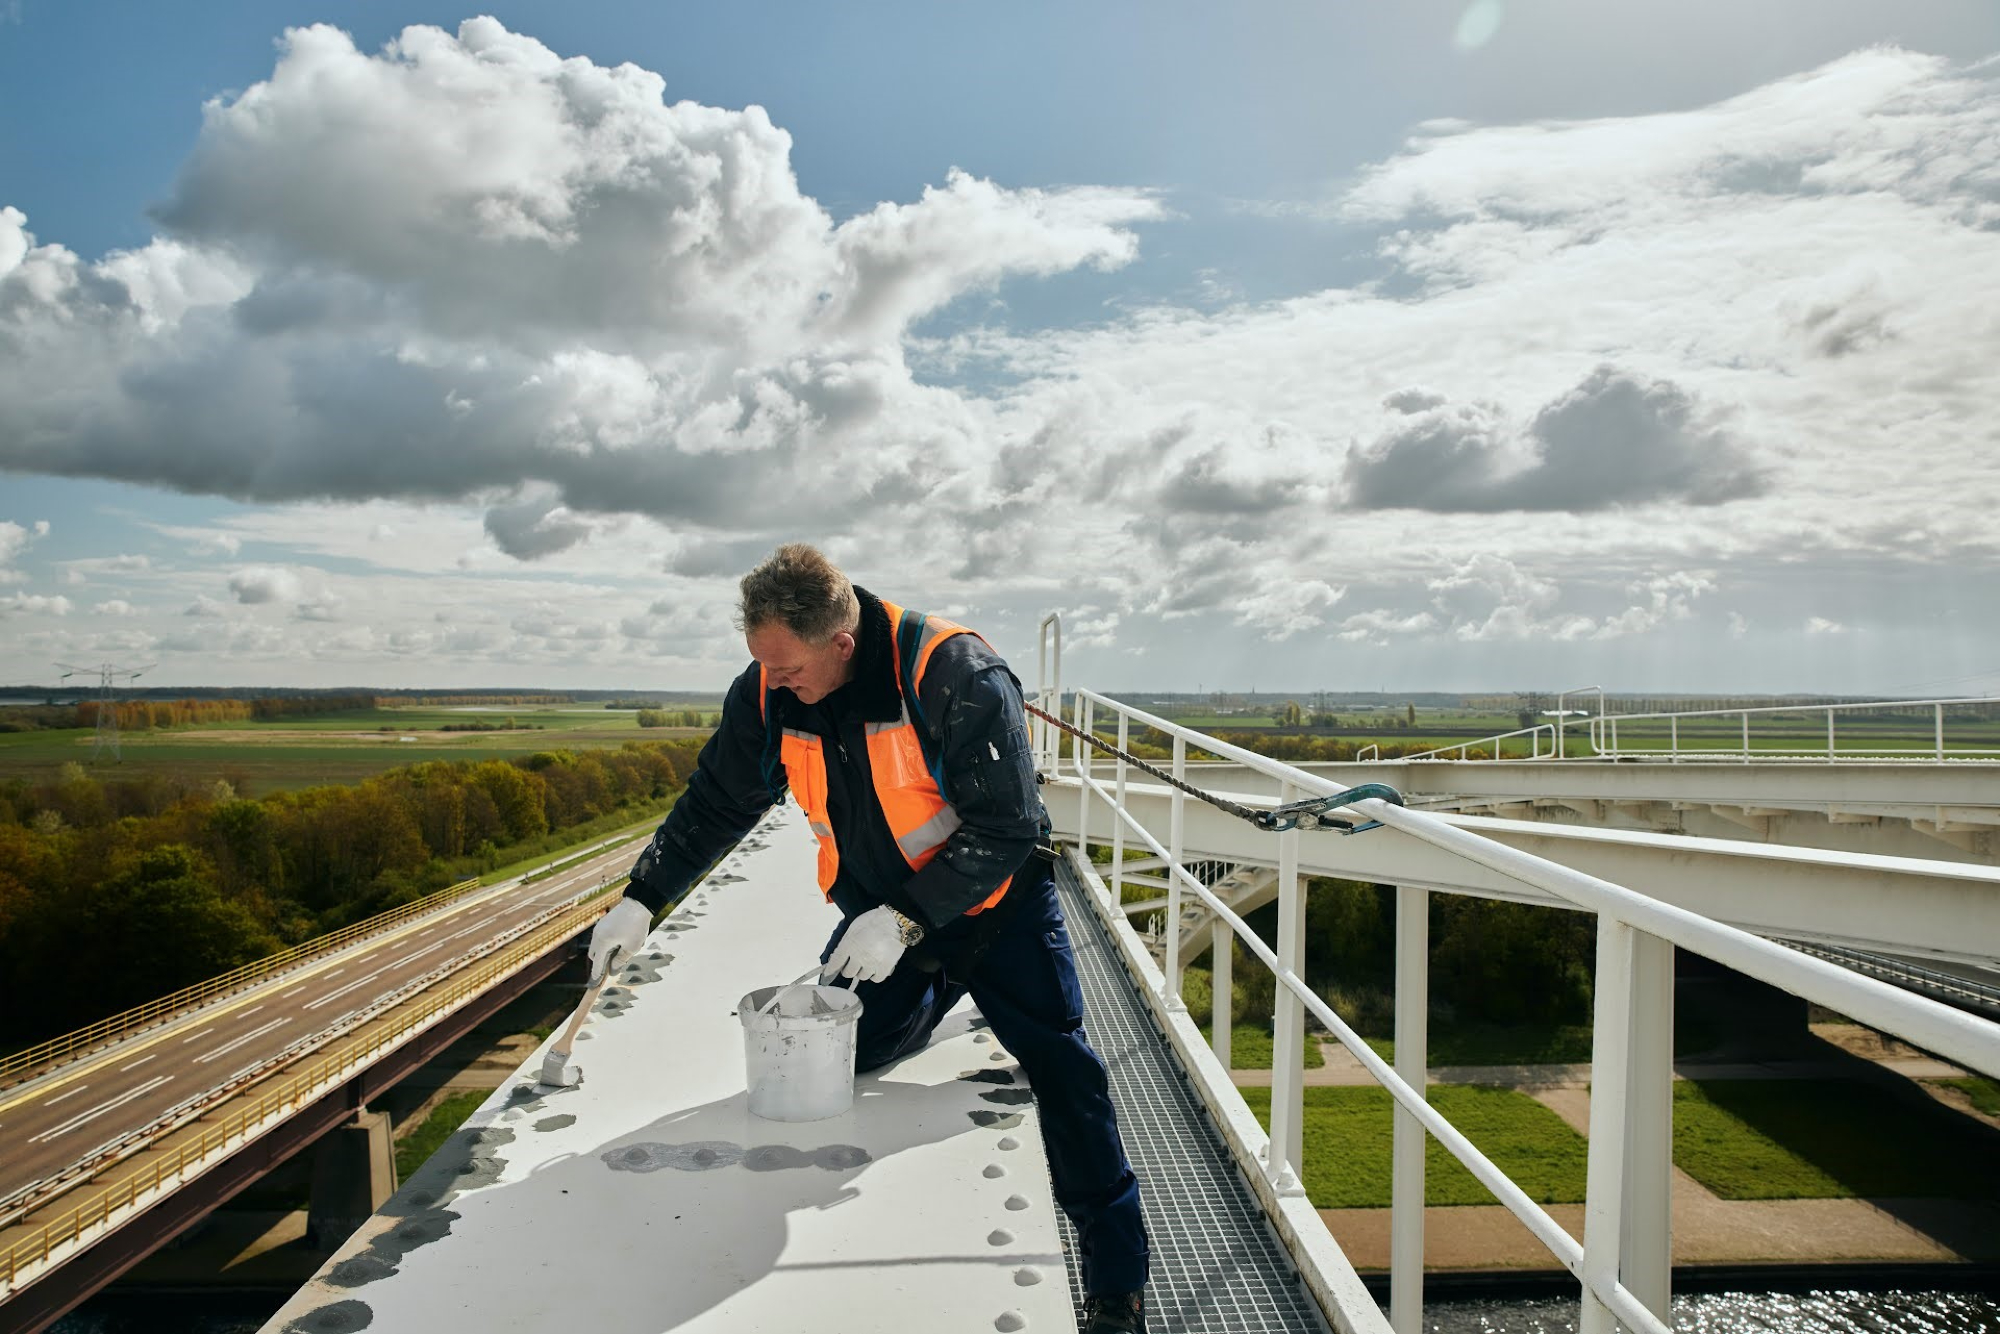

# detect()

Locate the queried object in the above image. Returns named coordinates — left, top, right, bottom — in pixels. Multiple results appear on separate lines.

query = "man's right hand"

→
left=589, top=897, right=651, bottom=977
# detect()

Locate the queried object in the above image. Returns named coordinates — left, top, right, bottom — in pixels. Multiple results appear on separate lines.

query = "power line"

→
left=54, top=660, right=154, bottom=762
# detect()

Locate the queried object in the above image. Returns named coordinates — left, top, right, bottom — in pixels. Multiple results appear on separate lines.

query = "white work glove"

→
left=588, top=898, right=651, bottom=978
left=821, top=905, right=912, bottom=985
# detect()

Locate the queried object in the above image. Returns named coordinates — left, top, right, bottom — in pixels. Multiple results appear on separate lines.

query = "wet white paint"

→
left=259, top=803, right=1073, bottom=1334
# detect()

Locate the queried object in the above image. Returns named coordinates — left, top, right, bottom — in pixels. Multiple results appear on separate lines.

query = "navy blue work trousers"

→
left=821, top=874, right=1149, bottom=1297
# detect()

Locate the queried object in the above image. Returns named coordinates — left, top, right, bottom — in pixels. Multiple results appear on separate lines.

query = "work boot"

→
left=1081, top=1291, right=1145, bottom=1334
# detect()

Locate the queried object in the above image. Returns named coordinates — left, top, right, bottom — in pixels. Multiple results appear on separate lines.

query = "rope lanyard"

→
left=1024, top=702, right=1403, bottom=833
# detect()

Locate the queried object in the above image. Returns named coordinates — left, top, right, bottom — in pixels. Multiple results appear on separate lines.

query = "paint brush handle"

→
left=756, top=965, right=828, bottom=1016
left=553, top=946, right=621, bottom=1055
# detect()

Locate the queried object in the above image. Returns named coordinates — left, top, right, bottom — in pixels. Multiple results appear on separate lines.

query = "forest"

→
left=0, top=738, right=704, bottom=1050
left=0, top=694, right=378, bottom=733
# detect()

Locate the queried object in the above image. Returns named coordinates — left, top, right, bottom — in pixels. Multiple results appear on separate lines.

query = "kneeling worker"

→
left=588, top=542, right=1149, bottom=1333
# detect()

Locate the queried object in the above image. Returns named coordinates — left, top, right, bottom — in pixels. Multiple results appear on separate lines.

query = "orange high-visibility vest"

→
left=760, top=600, right=1012, bottom=915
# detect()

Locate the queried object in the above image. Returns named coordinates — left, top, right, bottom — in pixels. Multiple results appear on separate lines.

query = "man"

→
left=588, top=543, right=1149, bottom=1332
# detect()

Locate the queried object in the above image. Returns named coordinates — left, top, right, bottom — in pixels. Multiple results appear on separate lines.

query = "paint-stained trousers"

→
left=820, top=872, right=1150, bottom=1297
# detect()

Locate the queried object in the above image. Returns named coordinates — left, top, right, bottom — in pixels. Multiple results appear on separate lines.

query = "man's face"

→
left=747, top=623, right=856, bottom=705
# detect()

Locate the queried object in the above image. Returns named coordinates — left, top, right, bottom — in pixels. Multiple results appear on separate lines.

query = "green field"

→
left=0, top=705, right=715, bottom=794
left=1673, top=1079, right=2000, bottom=1200
left=1236, top=1075, right=2000, bottom=1211
left=1239, top=1084, right=1590, bottom=1208
left=1935, top=1075, right=2000, bottom=1117
left=396, top=1089, right=490, bottom=1180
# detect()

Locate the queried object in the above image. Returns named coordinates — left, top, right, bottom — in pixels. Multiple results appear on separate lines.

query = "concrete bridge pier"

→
left=307, top=1109, right=397, bottom=1249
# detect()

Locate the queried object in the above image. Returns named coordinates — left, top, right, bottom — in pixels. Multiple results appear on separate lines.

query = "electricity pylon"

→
left=56, top=660, right=154, bottom=762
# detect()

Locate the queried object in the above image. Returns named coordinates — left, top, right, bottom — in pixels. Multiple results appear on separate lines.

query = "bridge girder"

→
left=1053, top=778, right=2000, bottom=967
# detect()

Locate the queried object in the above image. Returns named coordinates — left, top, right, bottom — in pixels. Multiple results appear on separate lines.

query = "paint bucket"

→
left=737, top=984, right=865, bottom=1122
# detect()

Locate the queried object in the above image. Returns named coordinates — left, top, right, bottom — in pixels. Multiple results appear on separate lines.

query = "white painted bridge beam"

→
left=1048, top=778, right=2000, bottom=967
left=1161, top=760, right=2000, bottom=812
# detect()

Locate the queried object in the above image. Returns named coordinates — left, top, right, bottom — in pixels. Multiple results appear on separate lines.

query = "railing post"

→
left=1622, top=930, right=1675, bottom=1323
left=1581, top=918, right=1636, bottom=1334
left=1076, top=693, right=1094, bottom=861
left=1936, top=704, right=1945, bottom=761
left=1390, top=884, right=1430, bottom=1334
left=1210, top=917, right=1233, bottom=1068
left=1111, top=711, right=1130, bottom=915
left=1826, top=708, right=1836, bottom=763
left=1669, top=715, right=1678, bottom=762
left=1165, top=736, right=1187, bottom=1013
left=1267, top=780, right=1306, bottom=1196
left=1741, top=711, right=1750, bottom=763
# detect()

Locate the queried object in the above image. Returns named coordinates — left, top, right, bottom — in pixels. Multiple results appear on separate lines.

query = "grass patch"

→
left=395, top=1090, right=490, bottom=1181
left=1672, top=1079, right=2000, bottom=1200
left=1238, top=1085, right=1589, bottom=1208
left=1199, top=1023, right=1326, bottom=1069
left=1420, top=1023, right=1595, bottom=1067
left=1934, top=1075, right=2000, bottom=1117
left=1321, top=1012, right=1718, bottom=1068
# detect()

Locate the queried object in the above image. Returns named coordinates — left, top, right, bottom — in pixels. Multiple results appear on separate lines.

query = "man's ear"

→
left=834, top=630, right=857, bottom=660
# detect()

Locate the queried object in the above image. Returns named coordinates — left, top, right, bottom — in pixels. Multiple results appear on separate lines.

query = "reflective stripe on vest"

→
left=761, top=600, right=1011, bottom=914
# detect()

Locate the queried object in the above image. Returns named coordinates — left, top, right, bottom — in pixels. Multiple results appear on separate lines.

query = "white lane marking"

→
left=30, top=1076, right=173, bottom=1143
left=278, top=983, right=309, bottom=998
left=119, top=1054, right=158, bottom=1072
left=391, top=942, right=444, bottom=968
left=192, top=1018, right=290, bottom=1065
left=238, top=1005, right=263, bottom=1018
left=180, top=1027, right=213, bottom=1044
left=302, top=963, right=397, bottom=1012
left=45, top=1085, right=90, bottom=1106
left=324, top=968, right=346, bottom=978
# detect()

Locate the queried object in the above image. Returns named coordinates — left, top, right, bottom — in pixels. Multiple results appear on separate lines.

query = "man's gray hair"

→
left=737, top=543, right=861, bottom=644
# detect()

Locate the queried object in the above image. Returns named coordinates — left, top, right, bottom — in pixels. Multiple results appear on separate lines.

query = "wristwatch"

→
left=889, top=907, right=926, bottom=948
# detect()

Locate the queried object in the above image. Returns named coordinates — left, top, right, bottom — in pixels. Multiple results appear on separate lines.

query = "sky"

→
left=1, top=1, right=1998, bottom=696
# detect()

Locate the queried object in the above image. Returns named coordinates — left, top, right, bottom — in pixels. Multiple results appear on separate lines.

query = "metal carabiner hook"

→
left=1252, top=782, right=1404, bottom=834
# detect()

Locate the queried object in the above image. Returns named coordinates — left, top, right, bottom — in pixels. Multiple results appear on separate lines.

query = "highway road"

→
left=0, top=834, right=647, bottom=1214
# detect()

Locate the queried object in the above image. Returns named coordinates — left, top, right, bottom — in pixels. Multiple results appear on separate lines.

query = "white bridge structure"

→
left=1032, top=616, right=2000, bottom=1334
left=168, top=619, right=1999, bottom=1334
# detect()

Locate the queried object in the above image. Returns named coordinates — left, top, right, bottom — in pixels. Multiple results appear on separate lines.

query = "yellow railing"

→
left=1, top=885, right=619, bottom=1287
left=0, top=878, right=484, bottom=1085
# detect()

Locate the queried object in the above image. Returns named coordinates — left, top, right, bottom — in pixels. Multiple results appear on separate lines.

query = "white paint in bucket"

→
left=737, top=984, right=865, bottom=1122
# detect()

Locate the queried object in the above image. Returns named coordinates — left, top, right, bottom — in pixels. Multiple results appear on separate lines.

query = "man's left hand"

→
left=822, top=905, right=911, bottom=984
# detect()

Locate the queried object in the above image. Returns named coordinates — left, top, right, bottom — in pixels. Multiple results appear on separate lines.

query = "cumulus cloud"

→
left=483, top=487, right=595, bottom=560
left=1594, top=571, right=1715, bottom=639
left=1428, top=555, right=1594, bottom=642
left=1344, top=367, right=1766, bottom=512
left=2, top=36, right=1997, bottom=687
left=1, top=592, right=72, bottom=617
left=0, top=19, right=1158, bottom=556
left=228, top=566, right=303, bottom=604
left=93, top=599, right=136, bottom=617
left=0, top=519, right=48, bottom=583
left=1337, top=609, right=1438, bottom=645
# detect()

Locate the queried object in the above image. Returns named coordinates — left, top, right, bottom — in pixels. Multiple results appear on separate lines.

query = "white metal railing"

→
left=1029, top=614, right=2000, bottom=1334
left=1364, top=694, right=2000, bottom=765
left=1400, top=722, right=1556, bottom=762
left=1583, top=695, right=2000, bottom=763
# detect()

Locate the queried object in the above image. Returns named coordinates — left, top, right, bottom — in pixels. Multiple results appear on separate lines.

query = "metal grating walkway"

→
left=1050, top=859, right=1332, bottom=1333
